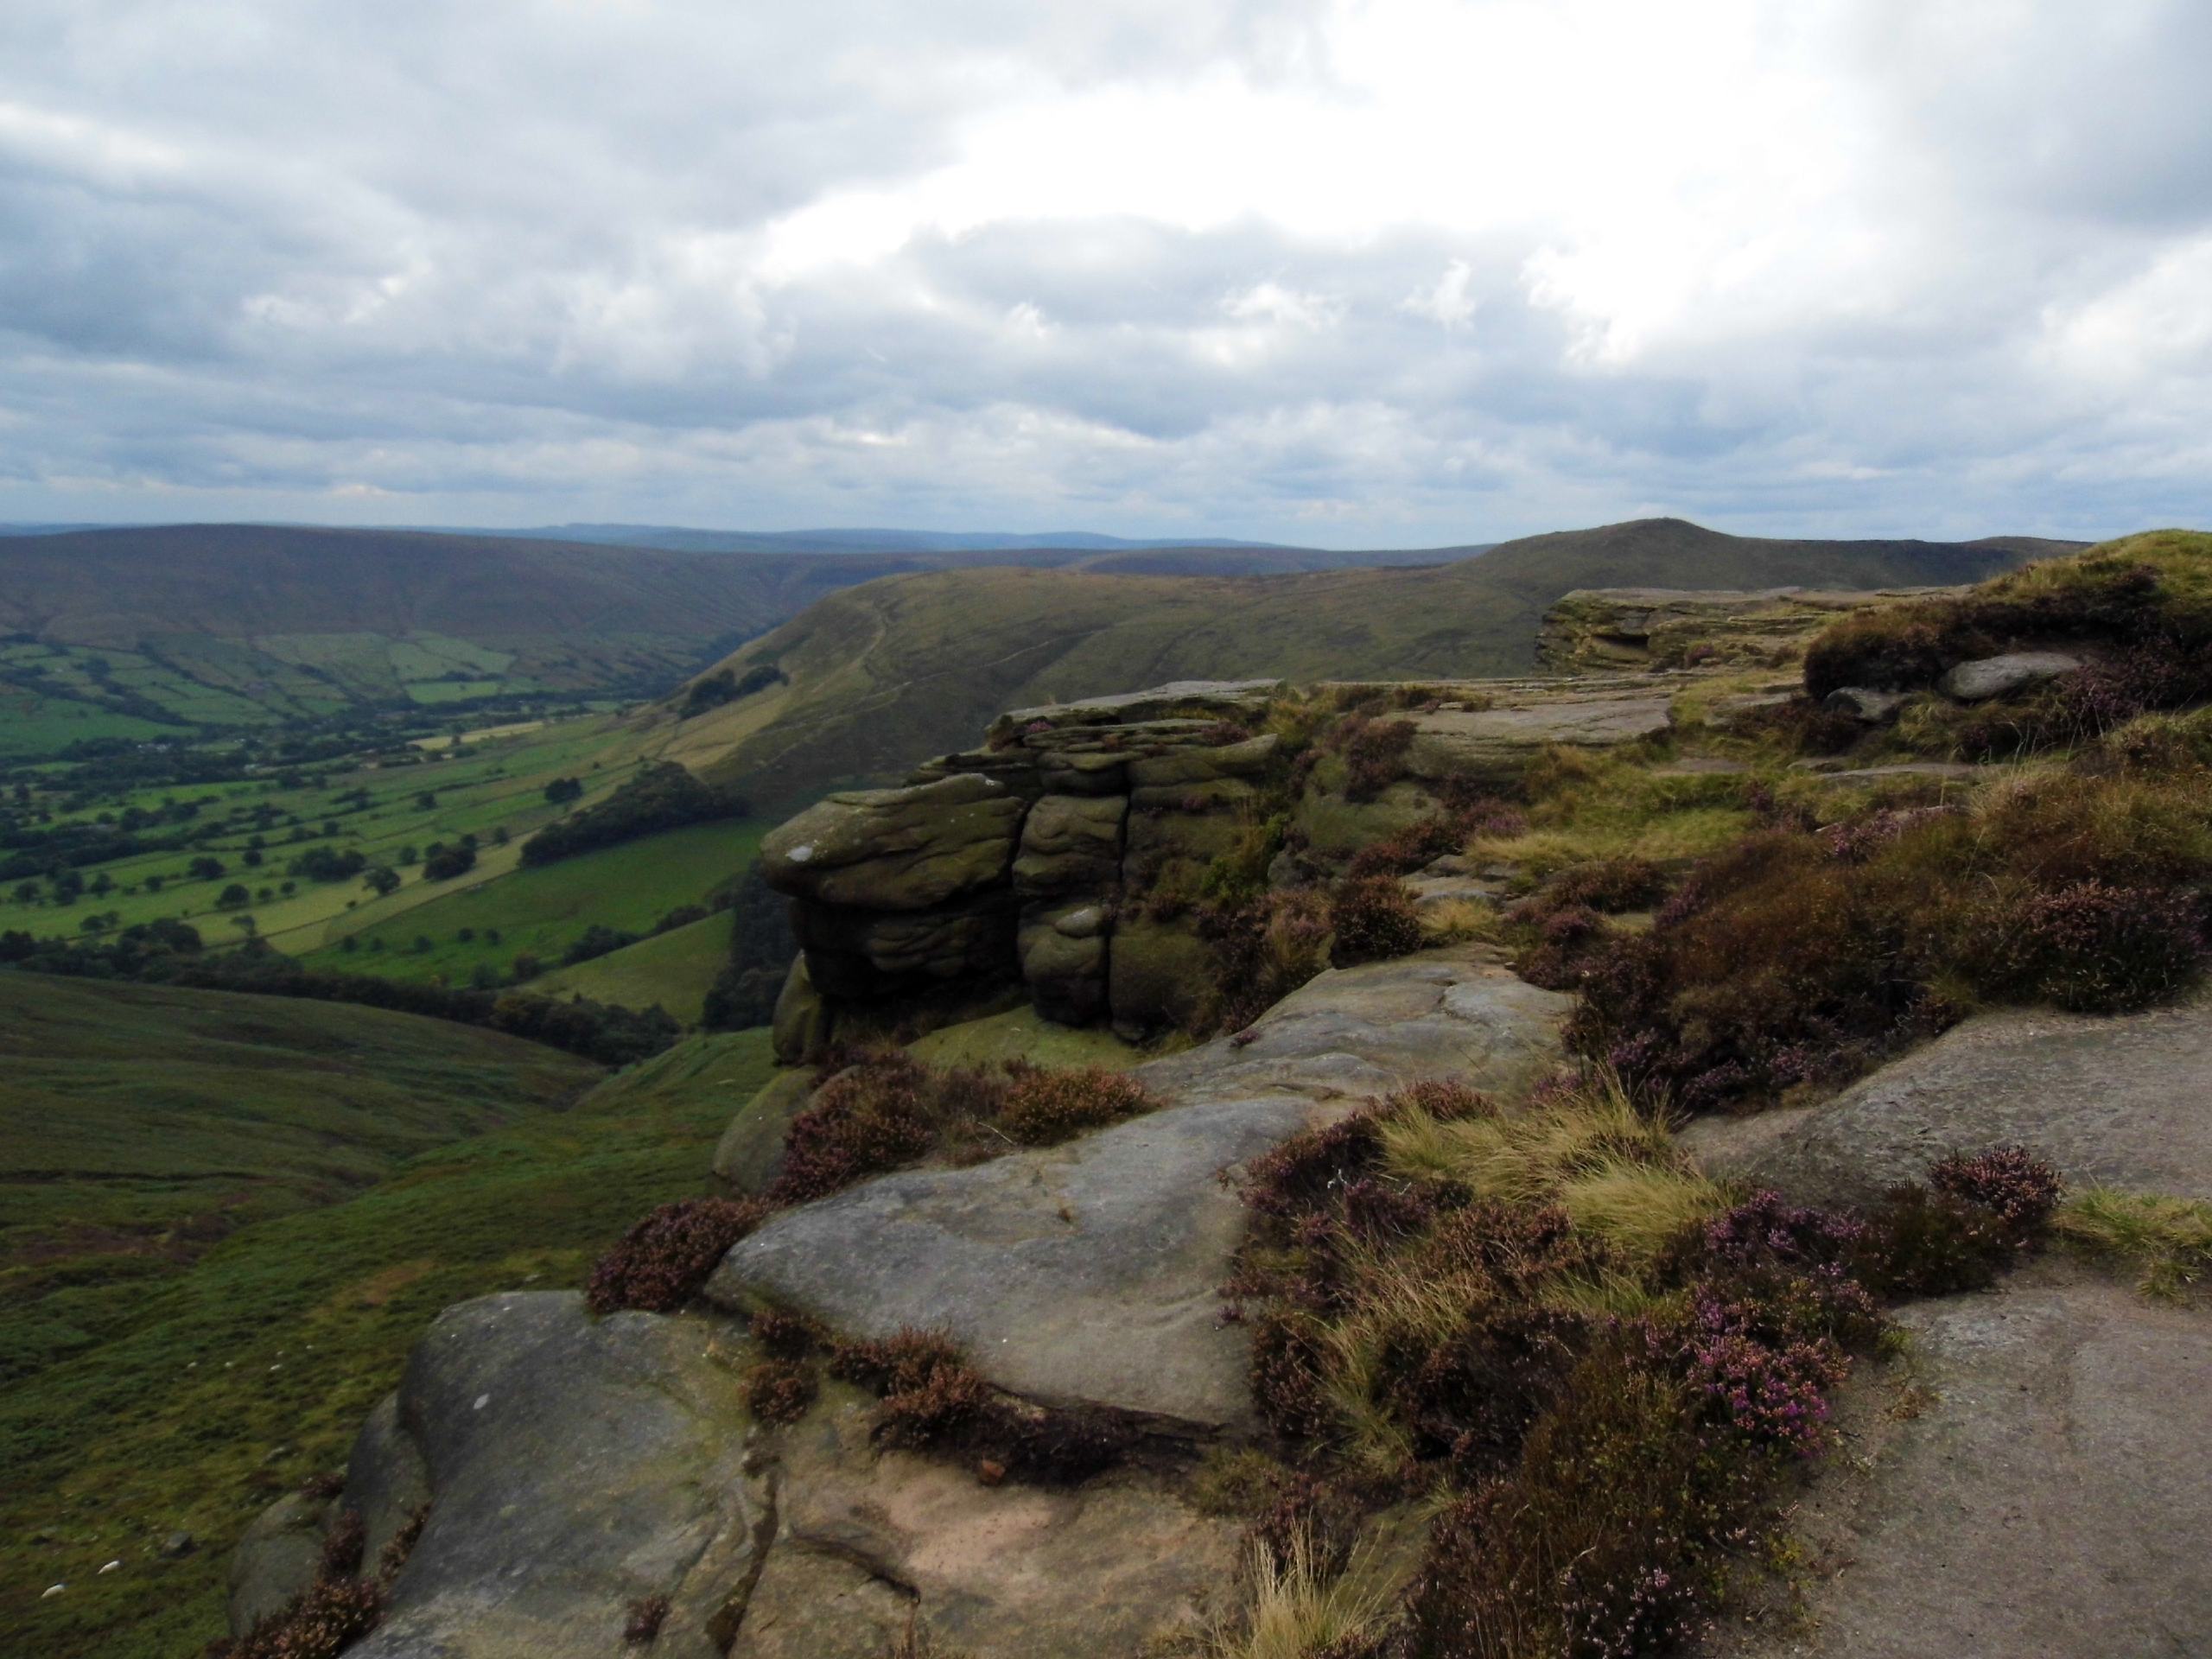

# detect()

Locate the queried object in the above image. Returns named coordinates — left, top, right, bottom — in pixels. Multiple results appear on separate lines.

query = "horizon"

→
left=6, top=3, right=2210, bottom=543
left=0, top=511, right=2116, bottom=555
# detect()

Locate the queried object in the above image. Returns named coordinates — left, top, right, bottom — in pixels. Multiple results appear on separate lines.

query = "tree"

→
left=543, top=777, right=584, bottom=805
left=87, top=871, right=114, bottom=898
left=422, top=842, right=476, bottom=881
left=230, top=913, right=257, bottom=938
left=217, top=882, right=251, bottom=909
left=363, top=866, right=401, bottom=898
left=188, top=855, right=226, bottom=881
left=144, top=873, right=165, bottom=893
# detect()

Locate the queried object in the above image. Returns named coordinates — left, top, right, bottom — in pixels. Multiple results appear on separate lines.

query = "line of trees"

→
left=518, top=761, right=746, bottom=867
left=1, top=924, right=679, bottom=1066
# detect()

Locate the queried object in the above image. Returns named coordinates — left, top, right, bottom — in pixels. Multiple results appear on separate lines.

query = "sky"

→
left=3, top=0, right=2210, bottom=546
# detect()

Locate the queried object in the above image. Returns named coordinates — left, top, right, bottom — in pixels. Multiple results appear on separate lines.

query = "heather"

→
left=1566, top=770, right=2212, bottom=1110
left=1220, top=1078, right=2063, bottom=1656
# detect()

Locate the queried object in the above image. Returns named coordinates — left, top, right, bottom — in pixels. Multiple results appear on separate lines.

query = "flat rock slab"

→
left=996, top=679, right=1281, bottom=729
left=350, top=1293, right=760, bottom=1659
left=1702, top=1261, right=2212, bottom=1659
left=1683, top=1000, right=2212, bottom=1205
left=711, top=949, right=1571, bottom=1430
left=1404, top=693, right=1674, bottom=784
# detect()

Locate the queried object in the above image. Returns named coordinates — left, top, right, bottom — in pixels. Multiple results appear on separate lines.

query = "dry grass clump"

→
left=2054, top=1187, right=2212, bottom=1300
left=1379, top=1076, right=1724, bottom=1270
left=1210, top=1531, right=1395, bottom=1659
left=1567, top=768, right=2212, bottom=1111
left=584, top=1197, right=772, bottom=1314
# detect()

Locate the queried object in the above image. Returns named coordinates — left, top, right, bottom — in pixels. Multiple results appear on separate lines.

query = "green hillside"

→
left=658, top=517, right=2071, bottom=807
left=0, top=971, right=773, bottom=1659
left=536, top=907, right=736, bottom=1024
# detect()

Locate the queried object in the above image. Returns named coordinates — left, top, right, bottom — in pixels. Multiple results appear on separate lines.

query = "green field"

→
left=0, top=972, right=774, bottom=1659
left=303, top=819, right=761, bottom=989
left=537, top=907, right=735, bottom=1023
left=3, top=713, right=659, bottom=948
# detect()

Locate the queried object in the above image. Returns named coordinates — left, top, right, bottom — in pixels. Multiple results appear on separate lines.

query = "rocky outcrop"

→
left=760, top=681, right=1287, bottom=1048
left=1682, top=998, right=2212, bottom=1205
left=340, top=1294, right=762, bottom=1659
left=227, top=1491, right=334, bottom=1636
left=709, top=947, right=1572, bottom=1431
left=1537, top=586, right=1962, bottom=673
left=757, top=675, right=1693, bottom=1050
left=1703, top=1259, right=2212, bottom=1659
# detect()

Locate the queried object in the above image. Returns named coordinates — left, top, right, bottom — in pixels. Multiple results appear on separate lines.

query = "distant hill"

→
left=479, top=522, right=1465, bottom=571
left=0, top=523, right=1480, bottom=750
left=655, top=518, right=2077, bottom=808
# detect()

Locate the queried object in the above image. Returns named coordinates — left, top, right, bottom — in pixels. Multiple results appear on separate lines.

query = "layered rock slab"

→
left=1683, top=998, right=2212, bottom=1204
left=1702, top=1260, right=2212, bottom=1659
left=709, top=949, right=1571, bottom=1430
left=1399, top=678, right=1676, bottom=787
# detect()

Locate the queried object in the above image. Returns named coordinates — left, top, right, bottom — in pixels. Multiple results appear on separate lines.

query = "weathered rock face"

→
left=294, top=1294, right=1231, bottom=1658
left=227, top=1491, right=333, bottom=1637
left=709, top=946, right=1571, bottom=1432
left=1682, top=999, right=2212, bottom=1205
left=760, top=774, right=1024, bottom=912
left=740, top=1390, right=1236, bottom=1656
left=759, top=673, right=1693, bottom=1048
left=343, top=1294, right=763, bottom=1659
left=1536, top=586, right=1963, bottom=673
left=762, top=681, right=1286, bottom=1046
left=1703, top=1260, right=2212, bottom=1659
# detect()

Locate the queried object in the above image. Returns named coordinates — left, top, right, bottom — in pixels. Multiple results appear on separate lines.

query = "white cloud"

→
left=1402, top=261, right=1476, bottom=330
left=1, top=0, right=2209, bottom=541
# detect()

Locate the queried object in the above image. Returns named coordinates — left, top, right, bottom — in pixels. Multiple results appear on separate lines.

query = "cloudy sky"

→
left=3, top=1, right=2209, bottom=544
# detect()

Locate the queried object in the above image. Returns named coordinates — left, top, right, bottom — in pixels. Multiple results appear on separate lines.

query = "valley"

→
left=6, top=514, right=2190, bottom=1659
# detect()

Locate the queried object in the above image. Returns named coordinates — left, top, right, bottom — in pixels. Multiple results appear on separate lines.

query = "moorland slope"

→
left=658, top=517, right=2072, bottom=807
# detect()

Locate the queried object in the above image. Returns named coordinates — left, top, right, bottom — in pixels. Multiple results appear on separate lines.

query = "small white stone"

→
left=99, top=1560, right=120, bottom=1574
left=786, top=844, right=813, bottom=863
left=474, top=1393, right=491, bottom=1411
left=41, top=1584, right=64, bottom=1599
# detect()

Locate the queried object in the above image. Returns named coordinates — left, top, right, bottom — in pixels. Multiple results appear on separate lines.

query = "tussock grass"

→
left=1378, top=1076, right=1724, bottom=1268
left=1211, top=1533, right=1395, bottom=1659
left=1464, top=749, right=1754, bottom=881
left=1418, top=896, right=1500, bottom=945
left=2054, top=1187, right=2212, bottom=1300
